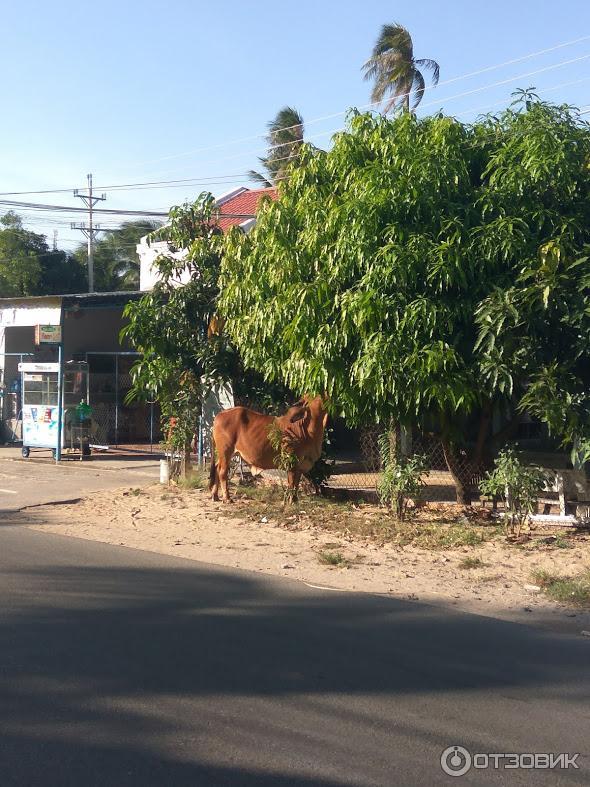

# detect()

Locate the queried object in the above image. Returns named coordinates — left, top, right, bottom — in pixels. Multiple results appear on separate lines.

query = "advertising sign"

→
left=22, top=404, right=60, bottom=448
left=35, top=324, right=62, bottom=344
left=17, top=362, right=59, bottom=373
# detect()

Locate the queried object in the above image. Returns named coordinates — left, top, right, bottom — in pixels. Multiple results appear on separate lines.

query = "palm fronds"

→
left=362, top=23, right=440, bottom=114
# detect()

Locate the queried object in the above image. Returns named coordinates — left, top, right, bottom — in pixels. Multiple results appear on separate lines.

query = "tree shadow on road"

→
left=0, top=533, right=588, bottom=786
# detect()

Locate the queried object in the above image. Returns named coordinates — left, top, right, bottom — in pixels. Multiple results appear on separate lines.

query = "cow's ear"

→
left=289, top=406, right=308, bottom=423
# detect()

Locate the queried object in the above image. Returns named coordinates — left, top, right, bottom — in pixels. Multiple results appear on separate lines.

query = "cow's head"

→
left=286, top=395, right=328, bottom=429
left=286, top=399, right=309, bottom=424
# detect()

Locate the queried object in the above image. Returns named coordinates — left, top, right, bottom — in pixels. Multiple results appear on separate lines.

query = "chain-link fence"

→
left=325, top=425, right=483, bottom=502
left=86, top=353, right=160, bottom=448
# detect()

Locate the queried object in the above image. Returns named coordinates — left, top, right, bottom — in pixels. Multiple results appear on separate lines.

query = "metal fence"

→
left=324, top=426, right=478, bottom=502
left=85, top=353, right=160, bottom=448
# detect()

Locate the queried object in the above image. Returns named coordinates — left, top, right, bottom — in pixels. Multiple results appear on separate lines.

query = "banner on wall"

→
left=34, top=324, right=62, bottom=344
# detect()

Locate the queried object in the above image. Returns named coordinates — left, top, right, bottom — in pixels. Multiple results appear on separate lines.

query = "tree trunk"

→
left=180, top=445, right=191, bottom=479
left=441, top=438, right=469, bottom=505
left=388, top=421, right=401, bottom=462
left=473, top=401, right=492, bottom=469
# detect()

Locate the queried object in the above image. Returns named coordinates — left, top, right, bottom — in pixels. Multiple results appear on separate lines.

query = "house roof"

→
left=0, top=291, right=143, bottom=308
left=216, top=187, right=277, bottom=231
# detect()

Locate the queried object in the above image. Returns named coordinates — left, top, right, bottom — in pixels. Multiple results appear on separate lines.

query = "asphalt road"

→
left=0, top=523, right=588, bottom=786
left=0, top=452, right=160, bottom=512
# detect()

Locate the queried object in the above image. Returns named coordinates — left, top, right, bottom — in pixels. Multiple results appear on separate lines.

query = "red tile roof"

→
left=217, top=187, right=277, bottom=231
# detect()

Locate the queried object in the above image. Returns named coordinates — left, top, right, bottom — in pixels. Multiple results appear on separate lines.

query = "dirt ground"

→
left=17, top=480, right=590, bottom=635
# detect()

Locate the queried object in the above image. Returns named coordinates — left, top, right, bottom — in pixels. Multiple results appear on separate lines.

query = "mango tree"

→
left=220, top=98, right=590, bottom=502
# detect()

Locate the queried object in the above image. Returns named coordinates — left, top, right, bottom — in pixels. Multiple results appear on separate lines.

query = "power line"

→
left=120, top=50, right=590, bottom=180
left=0, top=197, right=256, bottom=220
left=127, top=34, right=590, bottom=168
left=6, top=38, right=571, bottom=198
left=2, top=60, right=588, bottom=201
left=71, top=174, right=107, bottom=292
left=2, top=63, right=587, bottom=224
left=0, top=173, right=248, bottom=197
left=451, top=75, right=590, bottom=118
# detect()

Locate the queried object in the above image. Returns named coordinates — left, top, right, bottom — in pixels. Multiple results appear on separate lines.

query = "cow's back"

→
left=213, top=406, right=277, bottom=469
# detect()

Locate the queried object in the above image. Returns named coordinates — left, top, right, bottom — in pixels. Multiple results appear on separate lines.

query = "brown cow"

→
left=209, top=396, right=328, bottom=502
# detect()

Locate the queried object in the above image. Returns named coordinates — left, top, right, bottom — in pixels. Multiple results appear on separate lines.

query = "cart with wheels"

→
left=18, top=361, right=90, bottom=460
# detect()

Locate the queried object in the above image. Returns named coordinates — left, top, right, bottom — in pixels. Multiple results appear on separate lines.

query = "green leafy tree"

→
left=0, top=211, right=44, bottom=296
left=220, top=99, right=590, bottom=503
left=249, top=106, right=305, bottom=186
left=39, top=249, right=87, bottom=294
left=362, top=23, right=439, bottom=113
left=121, top=196, right=291, bottom=476
left=74, top=220, right=159, bottom=292
left=121, top=197, right=225, bottom=474
left=0, top=211, right=95, bottom=296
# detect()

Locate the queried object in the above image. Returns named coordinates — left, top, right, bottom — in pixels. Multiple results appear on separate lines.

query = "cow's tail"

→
left=209, top=432, right=217, bottom=491
left=209, top=456, right=217, bottom=490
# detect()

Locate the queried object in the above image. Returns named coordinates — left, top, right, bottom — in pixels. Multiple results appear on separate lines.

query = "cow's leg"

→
left=287, top=468, right=302, bottom=503
left=210, top=461, right=220, bottom=501
left=218, top=450, right=234, bottom=503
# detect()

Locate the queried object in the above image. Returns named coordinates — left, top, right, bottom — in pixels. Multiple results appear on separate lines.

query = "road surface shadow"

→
left=0, top=536, right=588, bottom=785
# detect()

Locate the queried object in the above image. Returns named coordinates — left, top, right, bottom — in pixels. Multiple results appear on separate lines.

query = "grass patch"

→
left=391, top=521, right=498, bottom=550
left=531, top=568, right=590, bottom=606
left=458, top=556, right=487, bottom=570
left=177, top=468, right=208, bottom=490
left=317, top=550, right=350, bottom=567
left=217, top=482, right=500, bottom=550
left=478, top=573, right=505, bottom=583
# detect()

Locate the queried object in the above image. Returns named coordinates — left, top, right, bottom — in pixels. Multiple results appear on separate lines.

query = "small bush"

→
left=377, top=433, right=428, bottom=520
left=393, top=521, right=493, bottom=549
left=267, top=421, right=297, bottom=472
left=480, top=447, right=546, bottom=537
left=178, top=467, right=208, bottom=490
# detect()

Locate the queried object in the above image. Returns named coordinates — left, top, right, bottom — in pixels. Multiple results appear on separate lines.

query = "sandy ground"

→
left=16, top=482, right=590, bottom=635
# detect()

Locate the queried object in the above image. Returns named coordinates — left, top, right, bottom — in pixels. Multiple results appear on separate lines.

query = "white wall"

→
left=0, top=300, right=61, bottom=328
left=137, top=187, right=253, bottom=291
left=137, top=240, right=190, bottom=291
left=0, top=300, right=62, bottom=411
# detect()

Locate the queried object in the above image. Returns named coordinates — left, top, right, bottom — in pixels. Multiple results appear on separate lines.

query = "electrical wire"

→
left=117, top=50, right=590, bottom=182
left=2, top=56, right=588, bottom=200
left=128, top=33, right=590, bottom=168
left=3, top=59, right=588, bottom=234
left=0, top=198, right=256, bottom=220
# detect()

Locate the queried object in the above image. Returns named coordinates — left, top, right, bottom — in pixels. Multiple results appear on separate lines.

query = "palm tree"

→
left=73, top=220, right=160, bottom=291
left=249, top=106, right=305, bottom=186
left=362, top=23, right=439, bottom=114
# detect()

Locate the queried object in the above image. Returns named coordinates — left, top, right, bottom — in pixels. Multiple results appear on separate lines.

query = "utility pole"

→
left=71, top=173, right=106, bottom=292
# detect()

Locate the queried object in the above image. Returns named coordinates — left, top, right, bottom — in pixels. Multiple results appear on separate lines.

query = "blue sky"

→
left=1, top=0, right=589, bottom=247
